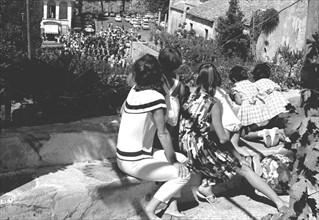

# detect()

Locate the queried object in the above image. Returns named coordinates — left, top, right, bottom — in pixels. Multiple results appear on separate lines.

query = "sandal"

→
left=162, top=212, right=189, bottom=220
left=196, top=191, right=217, bottom=204
left=270, top=127, right=280, bottom=147
left=263, top=129, right=272, bottom=148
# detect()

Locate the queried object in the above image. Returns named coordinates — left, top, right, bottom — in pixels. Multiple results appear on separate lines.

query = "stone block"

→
left=0, top=160, right=159, bottom=220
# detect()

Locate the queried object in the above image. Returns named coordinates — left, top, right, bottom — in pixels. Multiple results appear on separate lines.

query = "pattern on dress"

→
left=179, top=91, right=241, bottom=184
left=232, top=80, right=274, bottom=126
left=254, top=78, right=289, bottom=117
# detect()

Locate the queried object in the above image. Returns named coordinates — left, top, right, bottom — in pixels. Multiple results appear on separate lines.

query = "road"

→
left=95, top=16, right=155, bottom=42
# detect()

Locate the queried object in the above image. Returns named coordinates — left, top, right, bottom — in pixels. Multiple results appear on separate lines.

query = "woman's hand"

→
left=239, top=158, right=251, bottom=168
left=173, top=162, right=190, bottom=179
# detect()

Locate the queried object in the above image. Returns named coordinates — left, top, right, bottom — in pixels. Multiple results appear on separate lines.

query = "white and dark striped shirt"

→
left=116, top=87, right=166, bottom=161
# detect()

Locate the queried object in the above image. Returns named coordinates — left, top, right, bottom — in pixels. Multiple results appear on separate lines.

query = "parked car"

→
left=142, top=21, right=150, bottom=30
left=142, top=17, right=149, bottom=23
left=114, top=14, right=122, bottom=22
left=132, top=20, right=141, bottom=29
left=84, top=24, right=95, bottom=33
left=125, top=16, right=131, bottom=22
left=160, top=21, right=166, bottom=28
left=109, top=11, right=116, bottom=17
left=130, top=18, right=137, bottom=25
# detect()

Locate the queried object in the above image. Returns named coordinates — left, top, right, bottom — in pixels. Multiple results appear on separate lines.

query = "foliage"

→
left=305, top=31, right=319, bottom=63
left=143, top=0, right=169, bottom=14
left=250, top=10, right=264, bottom=45
left=215, top=0, right=250, bottom=60
left=262, top=31, right=319, bottom=220
left=261, top=8, right=279, bottom=35
left=273, top=43, right=304, bottom=78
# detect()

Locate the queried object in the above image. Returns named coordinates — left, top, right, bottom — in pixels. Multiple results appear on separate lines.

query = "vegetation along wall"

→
left=256, top=0, right=308, bottom=61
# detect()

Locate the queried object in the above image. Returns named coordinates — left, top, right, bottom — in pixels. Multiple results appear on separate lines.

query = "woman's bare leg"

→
left=238, top=164, right=289, bottom=210
left=145, top=198, right=162, bottom=220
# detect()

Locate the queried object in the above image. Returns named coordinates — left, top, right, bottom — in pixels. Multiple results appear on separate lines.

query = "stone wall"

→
left=131, top=41, right=159, bottom=61
left=256, top=0, right=308, bottom=61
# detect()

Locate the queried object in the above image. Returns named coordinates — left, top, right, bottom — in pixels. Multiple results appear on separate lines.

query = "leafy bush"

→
left=261, top=8, right=279, bottom=35
left=215, top=0, right=250, bottom=60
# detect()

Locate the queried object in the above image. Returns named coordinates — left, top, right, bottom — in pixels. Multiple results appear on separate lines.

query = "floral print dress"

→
left=178, top=90, right=241, bottom=184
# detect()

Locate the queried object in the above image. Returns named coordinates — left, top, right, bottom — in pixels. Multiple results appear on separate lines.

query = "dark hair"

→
left=252, top=62, right=271, bottom=81
left=158, top=47, right=182, bottom=76
left=196, top=62, right=221, bottom=94
left=133, top=54, right=163, bottom=91
left=229, top=65, right=248, bottom=83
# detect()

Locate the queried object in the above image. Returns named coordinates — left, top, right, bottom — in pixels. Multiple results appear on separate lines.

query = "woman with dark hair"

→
left=154, top=47, right=191, bottom=218
left=178, top=62, right=289, bottom=212
left=157, top=47, right=190, bottom=146
left=116, top=54, right=191, bottom=220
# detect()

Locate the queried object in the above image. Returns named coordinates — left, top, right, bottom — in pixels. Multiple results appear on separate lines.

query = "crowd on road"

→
left=58, top=24, right=140, bottom=68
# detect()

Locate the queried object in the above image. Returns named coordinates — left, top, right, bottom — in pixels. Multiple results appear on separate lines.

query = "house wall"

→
left=168, top=0, right=202, bottom=35
left=168, top=0, right=316, bottom=61
left=41, top=0, right=74, bottom=33
left=185, top=15, right=215, bottom=39
left=256, top=0, right=308, bottom=61
left=168, top=9, right=184, bottom=34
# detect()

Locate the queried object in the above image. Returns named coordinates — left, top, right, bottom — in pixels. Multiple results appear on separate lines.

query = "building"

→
left=167, top=0, right=312, bottom=61
left=41, top=0, right=75, bottom=40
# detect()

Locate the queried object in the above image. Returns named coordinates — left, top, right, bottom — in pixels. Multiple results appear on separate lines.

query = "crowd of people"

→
left=116, top=47, right=293, bottom=219
left=58, top=23, right=139, bottom=68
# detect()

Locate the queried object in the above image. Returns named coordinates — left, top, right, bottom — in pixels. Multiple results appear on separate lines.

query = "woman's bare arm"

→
left=153, top=108, right=189, bottom=178
left=153, top=108, right=178, bottom=164
left=211, top=102, right=244, bottom=162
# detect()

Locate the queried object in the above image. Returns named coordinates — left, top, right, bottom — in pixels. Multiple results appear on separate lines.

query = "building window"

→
left=205, top=29, right=208, bottom=39
left=47, top=0, right=56, bottom=19
left=59, top=1, right=68, bottom=19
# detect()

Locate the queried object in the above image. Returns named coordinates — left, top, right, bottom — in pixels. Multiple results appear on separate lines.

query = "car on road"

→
left=132, top=20, right=141, bottom=29
left=84, top=24, right=95, bottom=33
left=125, top=16, right=131, bottom=22
left=142, top=21, right=150, bottom=30
left=130, top=18, right=137, bottom=25
left=115, top=14, right=122, bottom=22
left=160, top=21, right=166, bottom=28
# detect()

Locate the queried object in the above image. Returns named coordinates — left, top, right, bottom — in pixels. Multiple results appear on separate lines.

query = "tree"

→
left=215, top=0, right=250, bottom=60
left=143, top=0, right=169, bottom=13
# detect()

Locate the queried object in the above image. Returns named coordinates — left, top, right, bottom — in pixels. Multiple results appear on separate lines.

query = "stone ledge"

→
left=0, top=116, right=121, bottom=173
left=0, top=159, right=160, bottom=220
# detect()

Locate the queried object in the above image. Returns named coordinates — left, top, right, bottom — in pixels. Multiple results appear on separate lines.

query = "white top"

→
left=116, top=87, right=166, bottom=161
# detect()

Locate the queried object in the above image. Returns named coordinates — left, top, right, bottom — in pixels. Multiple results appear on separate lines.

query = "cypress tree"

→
left=215, top=0, right=250, bottom=60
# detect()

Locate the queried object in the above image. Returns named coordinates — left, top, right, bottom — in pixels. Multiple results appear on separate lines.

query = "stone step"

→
left=0, top=159, right=160, bottom=220
left=0, top=116, right=121, bottom=173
